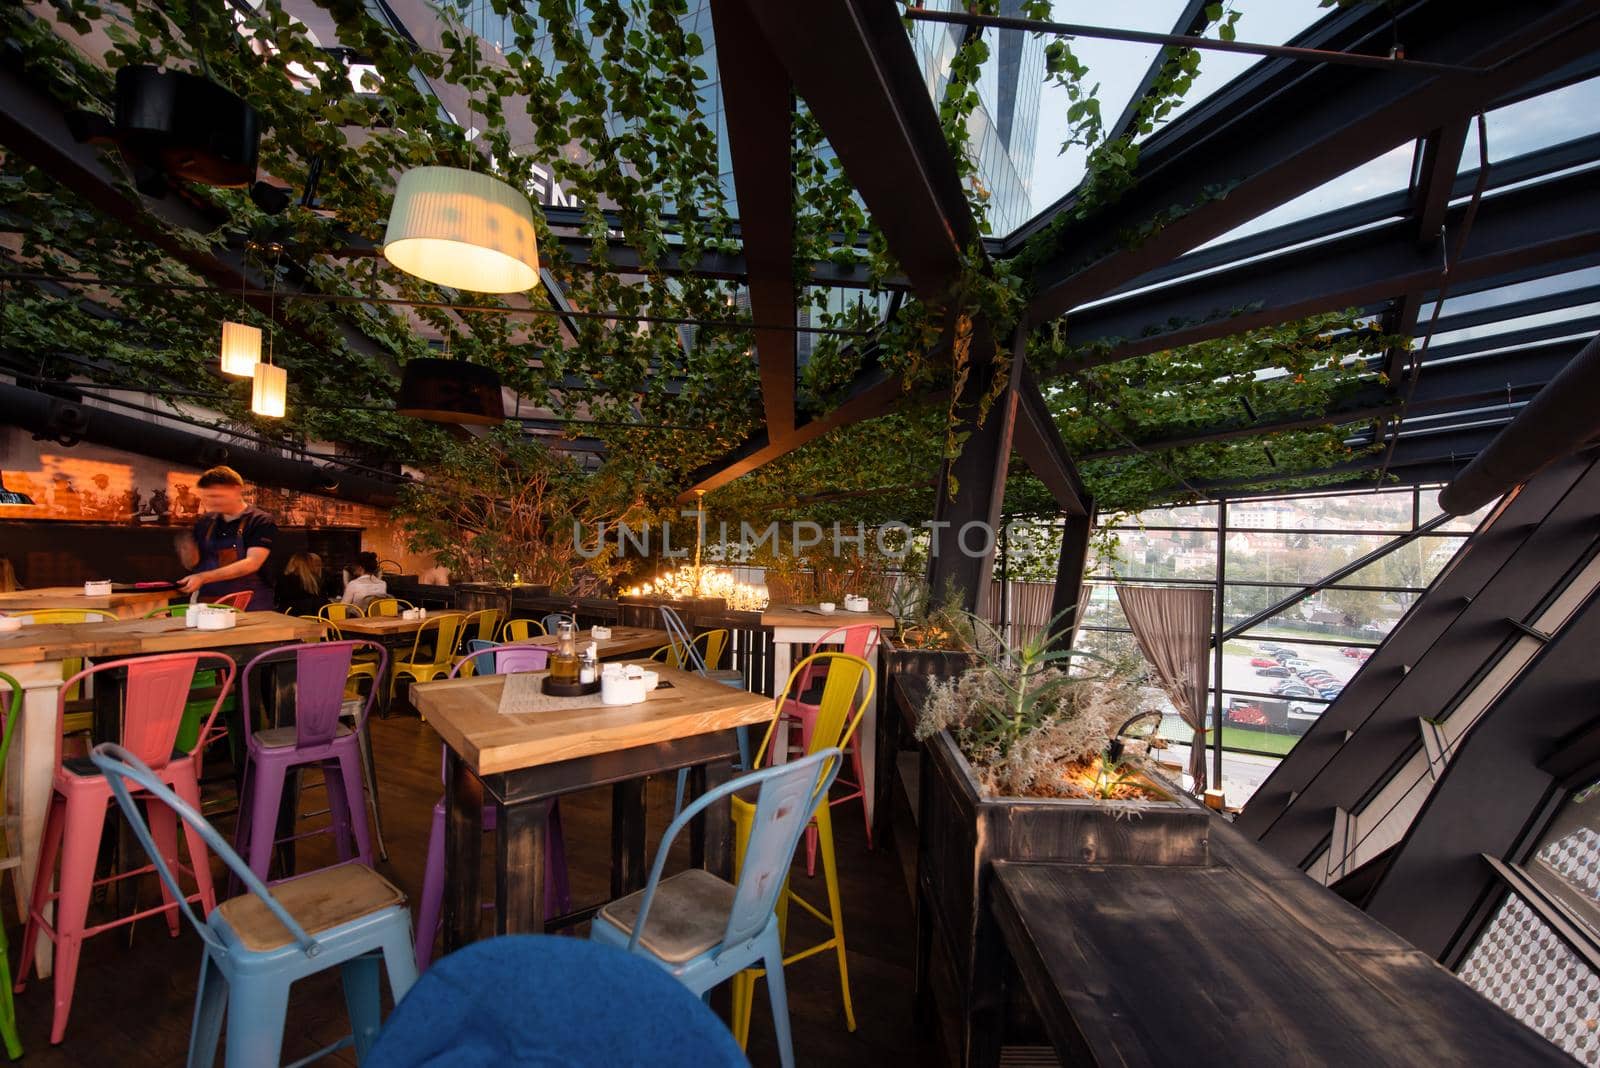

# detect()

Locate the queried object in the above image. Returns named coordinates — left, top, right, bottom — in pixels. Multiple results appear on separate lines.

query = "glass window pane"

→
left=1092, top=530, right=1217, bottom=580
left=1457, top=892, right=1600, bottom=1063
left=1228, top=589, right=1417, bottom=641
left=1335, top=535, right=1469, bottom=590
left=1527, top=778, right=1600, bottom=940
left=1226, top=531, right=1395, bottom=585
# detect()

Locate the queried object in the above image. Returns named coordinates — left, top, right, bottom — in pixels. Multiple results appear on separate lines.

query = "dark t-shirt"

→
left=194, top=506, right=278, bottom=609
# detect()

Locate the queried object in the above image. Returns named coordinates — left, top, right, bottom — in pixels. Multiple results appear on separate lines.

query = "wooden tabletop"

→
left=989, top=826, right=1566, bottom=1066
left=0, top=586, right=174, bottom=614
left=0, top=611, right=322, bottom=665
left=512, top=626, right=667, bottom=659
left=761, top=604, right=897, bottom=630
left=335, top=614, right=431, bottom=636
left=413, top=663, right=772, bottom=776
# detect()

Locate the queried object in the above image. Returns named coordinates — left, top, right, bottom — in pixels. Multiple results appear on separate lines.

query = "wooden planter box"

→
left=916, top=726, right=1210, bottom=1067
left=883, top=633, right=976, bottom=680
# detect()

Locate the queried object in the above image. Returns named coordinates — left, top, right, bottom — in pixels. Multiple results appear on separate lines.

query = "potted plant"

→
left=883, top=577, right=981, bottom=680
left=907, top=613, right=1210, bottom=1066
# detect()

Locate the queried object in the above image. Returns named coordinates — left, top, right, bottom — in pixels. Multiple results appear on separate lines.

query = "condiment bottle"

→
left=550, top=619, right=580, bottom=683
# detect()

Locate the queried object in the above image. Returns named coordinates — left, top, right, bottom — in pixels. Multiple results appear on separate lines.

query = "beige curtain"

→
left=1116, top=585, right=1214, bottom=793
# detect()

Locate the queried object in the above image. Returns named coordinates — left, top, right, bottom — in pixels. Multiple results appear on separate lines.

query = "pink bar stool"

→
left=413, top=643, right=570, bottom=971
left=232, top=641, right=386, bottom=883
left=16, top=652, right=235, bottom=1044
left=783, top=623, right=880, bottom=874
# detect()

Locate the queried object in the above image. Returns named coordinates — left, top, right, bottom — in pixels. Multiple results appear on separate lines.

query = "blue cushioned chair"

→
left=591, top=749, right=842, bottom=1068
left=366, top=935, right=747, bottom=1068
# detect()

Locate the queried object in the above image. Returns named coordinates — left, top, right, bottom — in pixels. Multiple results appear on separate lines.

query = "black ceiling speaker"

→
left=199, top=441, right=232, bottom=467
left=36, top=398, right=89, bottom=447
left=395, top=359, right=507, bottom=425
left=69, top=66, right=260, bottom=198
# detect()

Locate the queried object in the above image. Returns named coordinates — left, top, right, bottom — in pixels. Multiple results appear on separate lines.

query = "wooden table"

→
left=986, top=826, right=1567, bottom=1068
left=0, top=586, right=175, bottom=621
left=761, top=604, right=895, bottom=827
left=412, top=664, right=772, bottom=947
left=0, top=611, right=320, bottom=974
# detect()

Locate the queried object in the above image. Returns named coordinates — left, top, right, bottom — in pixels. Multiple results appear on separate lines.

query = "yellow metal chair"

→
left=729, top=651, right=874, bottom=1047
left=452, top=608, right=506, bottom=678
left=391, top=614, right=466, bottom=704
left=365, top=597, right=413, bottom=618
left=316, top=619, right=381, bottom=699
left=502, top=617, right=546, bottom=642
left=26, top=608, right=119, bottom=736
left=649, top=628, right=730, bottom=671
left=318, top=603, right=364, bottom=623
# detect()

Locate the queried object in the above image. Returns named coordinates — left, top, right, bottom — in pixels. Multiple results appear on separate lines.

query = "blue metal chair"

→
left=90, top=743, right=418, bottom=1067
left=540, top=612, right=574, bottom=634
left=662, top=605, right=750, bottom=812
left=591, top=748, right=842, bottom=1068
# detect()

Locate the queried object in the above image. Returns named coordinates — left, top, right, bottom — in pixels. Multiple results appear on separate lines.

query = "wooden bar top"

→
left=0, top=586, right=175, bottom=617
left=0, top=612, right=322, bottom=665
left=413, top=663, right=772, bottom=776
left=989, top=824, right=1566, bottom=1066
left=761, top=604, right=897, bottom=630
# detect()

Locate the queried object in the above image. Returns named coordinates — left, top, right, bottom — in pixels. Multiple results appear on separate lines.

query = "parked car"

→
left=1255, top=665, right=1290, bottom=678
left=1282, top=658, right=1316, bottom=670
left=1275, top=681, right=1317, bottom=698
left=1339, top=647, right=1365, bottom=658
left=1298, top=670, right=1336, bottom=682
left=1249, top=656, right=1279, bottom=668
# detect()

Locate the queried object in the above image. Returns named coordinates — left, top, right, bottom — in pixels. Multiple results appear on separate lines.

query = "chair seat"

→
left=596, top=868, right=735, bottom=964
left=216, top=862, right=404, bottom=952
left=706, top=669, right=744, bottom=689
left=253, top=723, right=353, bottom=749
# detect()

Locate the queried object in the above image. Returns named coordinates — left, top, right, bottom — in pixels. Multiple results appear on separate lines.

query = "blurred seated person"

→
left=0, top=557, right=19, bottom=593
left=275, top=552, right=327, bottom=618
left=343, top=551, right=388, bottom=609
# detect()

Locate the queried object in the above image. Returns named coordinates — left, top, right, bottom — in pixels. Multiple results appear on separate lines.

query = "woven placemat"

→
left=498, top=672, right=646, bottom=715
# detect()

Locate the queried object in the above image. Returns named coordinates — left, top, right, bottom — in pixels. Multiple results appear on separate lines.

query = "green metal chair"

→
left=0, top=672, right=24, bottom=1058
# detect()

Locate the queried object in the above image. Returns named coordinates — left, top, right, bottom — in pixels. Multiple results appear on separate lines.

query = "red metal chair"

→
left=16, top=652, right=235, bottom=1044
left=211, top=591, right=253, bottom=611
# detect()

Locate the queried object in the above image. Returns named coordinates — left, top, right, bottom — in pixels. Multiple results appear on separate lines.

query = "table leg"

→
left=858, top=685, right=878, bottom=835
left=7, top=658, right=62, bottom=979
left=356, top=725, right=388, bottom=862
left=770, top=637, right=793, bottom=765
left=690, top=754, right=735, bottom=882
left=495, top=799, right=547, bottom=935
left=443, top=752, right=484, bottom=953
left=873, top=681, right=903, bottom=847
left=611, top=779, right=647, bottom=898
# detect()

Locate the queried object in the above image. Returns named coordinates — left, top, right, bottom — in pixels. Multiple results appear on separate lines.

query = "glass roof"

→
left=1020, top=0, right=1332, bottom=237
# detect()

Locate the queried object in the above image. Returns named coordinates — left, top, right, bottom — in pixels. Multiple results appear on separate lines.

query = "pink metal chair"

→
left=232, top=640, right=386, bottom=883
left=17, top=651, right=235, bottom=1044
left=784, top=623, right=881, bottom=873
left=211, top=591, right=254, bottom=611
left=416, top=643, right=569, bottom=971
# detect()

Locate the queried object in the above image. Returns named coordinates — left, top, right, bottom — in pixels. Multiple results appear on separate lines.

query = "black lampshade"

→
left=395, top=358, right=507, bottom=425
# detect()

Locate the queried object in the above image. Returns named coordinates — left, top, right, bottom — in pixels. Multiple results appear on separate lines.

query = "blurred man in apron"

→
left=177, top=466, right=277, bottom=610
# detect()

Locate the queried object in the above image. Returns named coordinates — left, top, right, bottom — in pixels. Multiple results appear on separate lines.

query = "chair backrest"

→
left=541, top=612, right=574, bottom=634
left=628, top=750, right=841, bottom=958
left=369, top=597, right=412, bottom=618
left=450, top=640, right=552, bottom=678
left=460, top=608, right=504, bottom=645
left=658, top=606, right=709, bottom=675
left=24, top=607, right=118, bottom=625
left=241, top=640, right=386, bottom=746
left=699, top=628, right=730, bottom=670
left=756, top=651, right=874, bottom=768
left=58, top=652, right=235, bottom=772
left=90, top=743, right=320, bottom=959
left=212, top=591, right=253, bottom=610
left=319, top=602, right=363, bottom=622
left=796, top=623, right=881, bottom=691
left=409, top=614, right=465, bottom=668
left=0, top=669, right=21, bottom=790
left=503, top=618, right=546, bottom=642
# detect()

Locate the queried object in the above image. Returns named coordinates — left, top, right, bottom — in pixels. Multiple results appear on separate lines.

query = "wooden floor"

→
left=4, top=714, right=936, bottom=1066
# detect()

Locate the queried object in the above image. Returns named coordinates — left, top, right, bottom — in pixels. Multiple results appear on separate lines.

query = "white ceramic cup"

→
left=819, top=602, right=836, bottom=613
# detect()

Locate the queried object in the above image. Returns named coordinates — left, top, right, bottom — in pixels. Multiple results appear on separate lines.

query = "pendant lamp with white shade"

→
left=382, top=166, right=539, bottom=294
left=251, top=360, right=287, bottom=418
left=219, top=320, right=262, bottom=376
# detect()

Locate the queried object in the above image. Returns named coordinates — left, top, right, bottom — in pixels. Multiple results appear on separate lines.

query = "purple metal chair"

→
left=417, top=642, right=570, bottom=971
left=233, top=640, right=387, bottom=883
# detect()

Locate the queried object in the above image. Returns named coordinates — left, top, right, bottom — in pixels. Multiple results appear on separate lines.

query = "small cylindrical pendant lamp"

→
left=251, top=361, right=287, bottom=418
left=219, top=320, right=262, bottom=376
left=382, top=166, right=540, bottom=294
